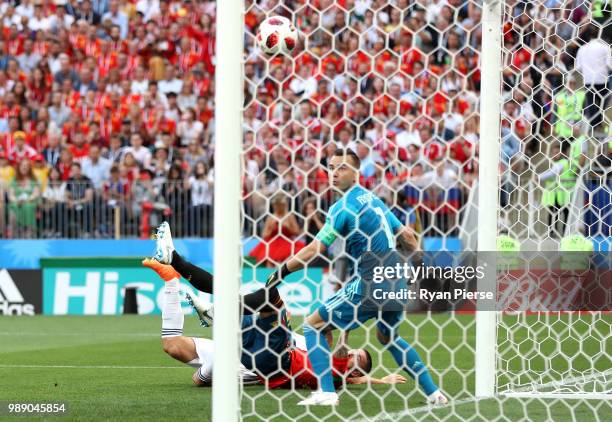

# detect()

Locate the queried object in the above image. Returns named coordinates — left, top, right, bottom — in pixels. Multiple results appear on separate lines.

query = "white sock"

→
left=161, top=278, right=184, bottom=338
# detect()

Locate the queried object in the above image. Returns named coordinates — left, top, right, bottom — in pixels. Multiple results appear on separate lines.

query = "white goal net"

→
left=215, top=0, right=612, bottom=420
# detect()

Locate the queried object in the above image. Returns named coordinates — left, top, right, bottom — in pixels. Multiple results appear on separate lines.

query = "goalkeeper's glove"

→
left=265, top=264, right=290, bottom=289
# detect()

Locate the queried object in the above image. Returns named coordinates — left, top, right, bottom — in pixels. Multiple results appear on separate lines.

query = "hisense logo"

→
left=0, top=269, right=35, bottom=315
left=50, top=271, right=197, bottom=315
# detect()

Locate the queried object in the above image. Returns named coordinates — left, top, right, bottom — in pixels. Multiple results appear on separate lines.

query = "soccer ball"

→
left=256, top=16, right=298, bottom=56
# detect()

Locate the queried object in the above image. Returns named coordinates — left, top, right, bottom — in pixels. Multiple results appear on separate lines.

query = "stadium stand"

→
left=0, top=0, right=608, bottom=244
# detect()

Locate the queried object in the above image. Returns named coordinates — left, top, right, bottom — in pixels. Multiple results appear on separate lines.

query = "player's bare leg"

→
left=162, top=336, right=199, bottom=364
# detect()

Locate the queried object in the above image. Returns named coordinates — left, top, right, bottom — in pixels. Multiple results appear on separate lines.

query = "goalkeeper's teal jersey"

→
left=315, top=185, right=402, bottom=260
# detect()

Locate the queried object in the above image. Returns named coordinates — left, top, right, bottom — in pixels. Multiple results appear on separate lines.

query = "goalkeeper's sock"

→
left=171, top=251, right=214, bottom=294
left=386, top=336, right=438, bottom=396
left=304, top=324, right=335, bottom=393
left=161, top=277, right=184, bottom=338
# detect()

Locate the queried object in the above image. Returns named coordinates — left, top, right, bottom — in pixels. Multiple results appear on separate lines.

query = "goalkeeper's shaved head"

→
left=329, top=148, right=361, bottom=191
left=333, top=148, right=361, bottom=169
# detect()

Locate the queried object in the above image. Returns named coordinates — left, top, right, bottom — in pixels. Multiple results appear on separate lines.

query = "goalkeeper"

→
left=265, top=149, right=448, bottom=406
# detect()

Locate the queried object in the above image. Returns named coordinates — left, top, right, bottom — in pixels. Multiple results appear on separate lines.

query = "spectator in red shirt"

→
left=448, top=137, right=473, bottom=170
left=27, top=67, right=50, bottom=108
left=68, top=132, right=91, bottom=162
left=419, top=126, right=445, bottom=162
left=121, top=151, right=141, bottom=184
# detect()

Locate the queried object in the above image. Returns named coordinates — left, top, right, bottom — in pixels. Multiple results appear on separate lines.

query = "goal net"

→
left=219, top=0, right=612, bottom=420
left=487, top=0, right=611, bottom=403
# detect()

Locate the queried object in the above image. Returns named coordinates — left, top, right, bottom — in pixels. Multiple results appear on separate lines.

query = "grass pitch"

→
left=0, top=314, right=609, bottom=421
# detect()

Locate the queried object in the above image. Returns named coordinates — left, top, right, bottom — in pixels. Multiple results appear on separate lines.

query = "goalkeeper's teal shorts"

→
left=317, top=277, right=403, bottom=337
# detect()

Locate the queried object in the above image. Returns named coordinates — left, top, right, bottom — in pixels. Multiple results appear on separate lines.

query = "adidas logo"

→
left=0, top=269, right=35, bottom=315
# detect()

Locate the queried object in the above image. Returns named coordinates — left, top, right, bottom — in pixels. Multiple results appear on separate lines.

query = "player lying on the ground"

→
left=143, top=257, right=407, bottom=388
left=265, top=149, right=449, bottom=406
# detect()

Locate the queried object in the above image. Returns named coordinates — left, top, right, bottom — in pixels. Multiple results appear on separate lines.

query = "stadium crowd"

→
left=0, top=0, right=608, bottom=244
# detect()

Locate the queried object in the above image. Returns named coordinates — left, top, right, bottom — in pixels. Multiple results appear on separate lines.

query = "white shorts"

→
left=190, top=338, right=260, bottom=385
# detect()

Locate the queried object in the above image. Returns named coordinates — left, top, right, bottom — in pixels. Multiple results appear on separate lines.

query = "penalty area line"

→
left=0, top=364, right=188, bottom=370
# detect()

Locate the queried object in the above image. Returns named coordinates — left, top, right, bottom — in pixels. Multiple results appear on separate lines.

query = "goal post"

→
left=213, top=0, right=243, bottom=421
left=475, top=0, right=503, bottom=399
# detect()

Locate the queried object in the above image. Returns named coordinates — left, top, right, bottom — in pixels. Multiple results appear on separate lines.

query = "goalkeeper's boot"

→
left=427, top=390, right=449, bottom=406
left=154, top=221, right=175, bottom=264
left=185, top=291, right=214, bottom=328
left=297, top=391, right=339, bottom=406
left=142, top=258, right=180, bottom=282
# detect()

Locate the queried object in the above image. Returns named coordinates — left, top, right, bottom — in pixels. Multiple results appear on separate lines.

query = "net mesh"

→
left=239, top=0, right=611, bottom=419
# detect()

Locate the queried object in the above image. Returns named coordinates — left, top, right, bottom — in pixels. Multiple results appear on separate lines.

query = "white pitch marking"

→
left=0, top=332, right=162, bottom=337
left=0, top=364, right=189, bottom=370
left=502, top=392, right=611, bottom=400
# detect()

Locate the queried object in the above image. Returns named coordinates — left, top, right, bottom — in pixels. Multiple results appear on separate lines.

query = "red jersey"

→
left=108, top=40, right=126, bottom=54
left=57, top=161, right=72, bottom=181
left=99, top=115, right=121, bottom=141
left=120, top=55, right=139, bottom=80
left=184, top=25, right=215, bottom=74
left=97, top=52, right=118, bottom=79
left=265, top=348, right=350, bottom=389
left=7, top=36, right=24, bottom=56
left=68, top=143, right=90, bottom=161
left=33, top=40, right=49, bottom=56
left=423, top=139, right=445, bottom=161
left=399, top=46, right=423, bottom=76
left=177, top=51, right=198, bottom=73
left=84, top=39, right=100, bottom=57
